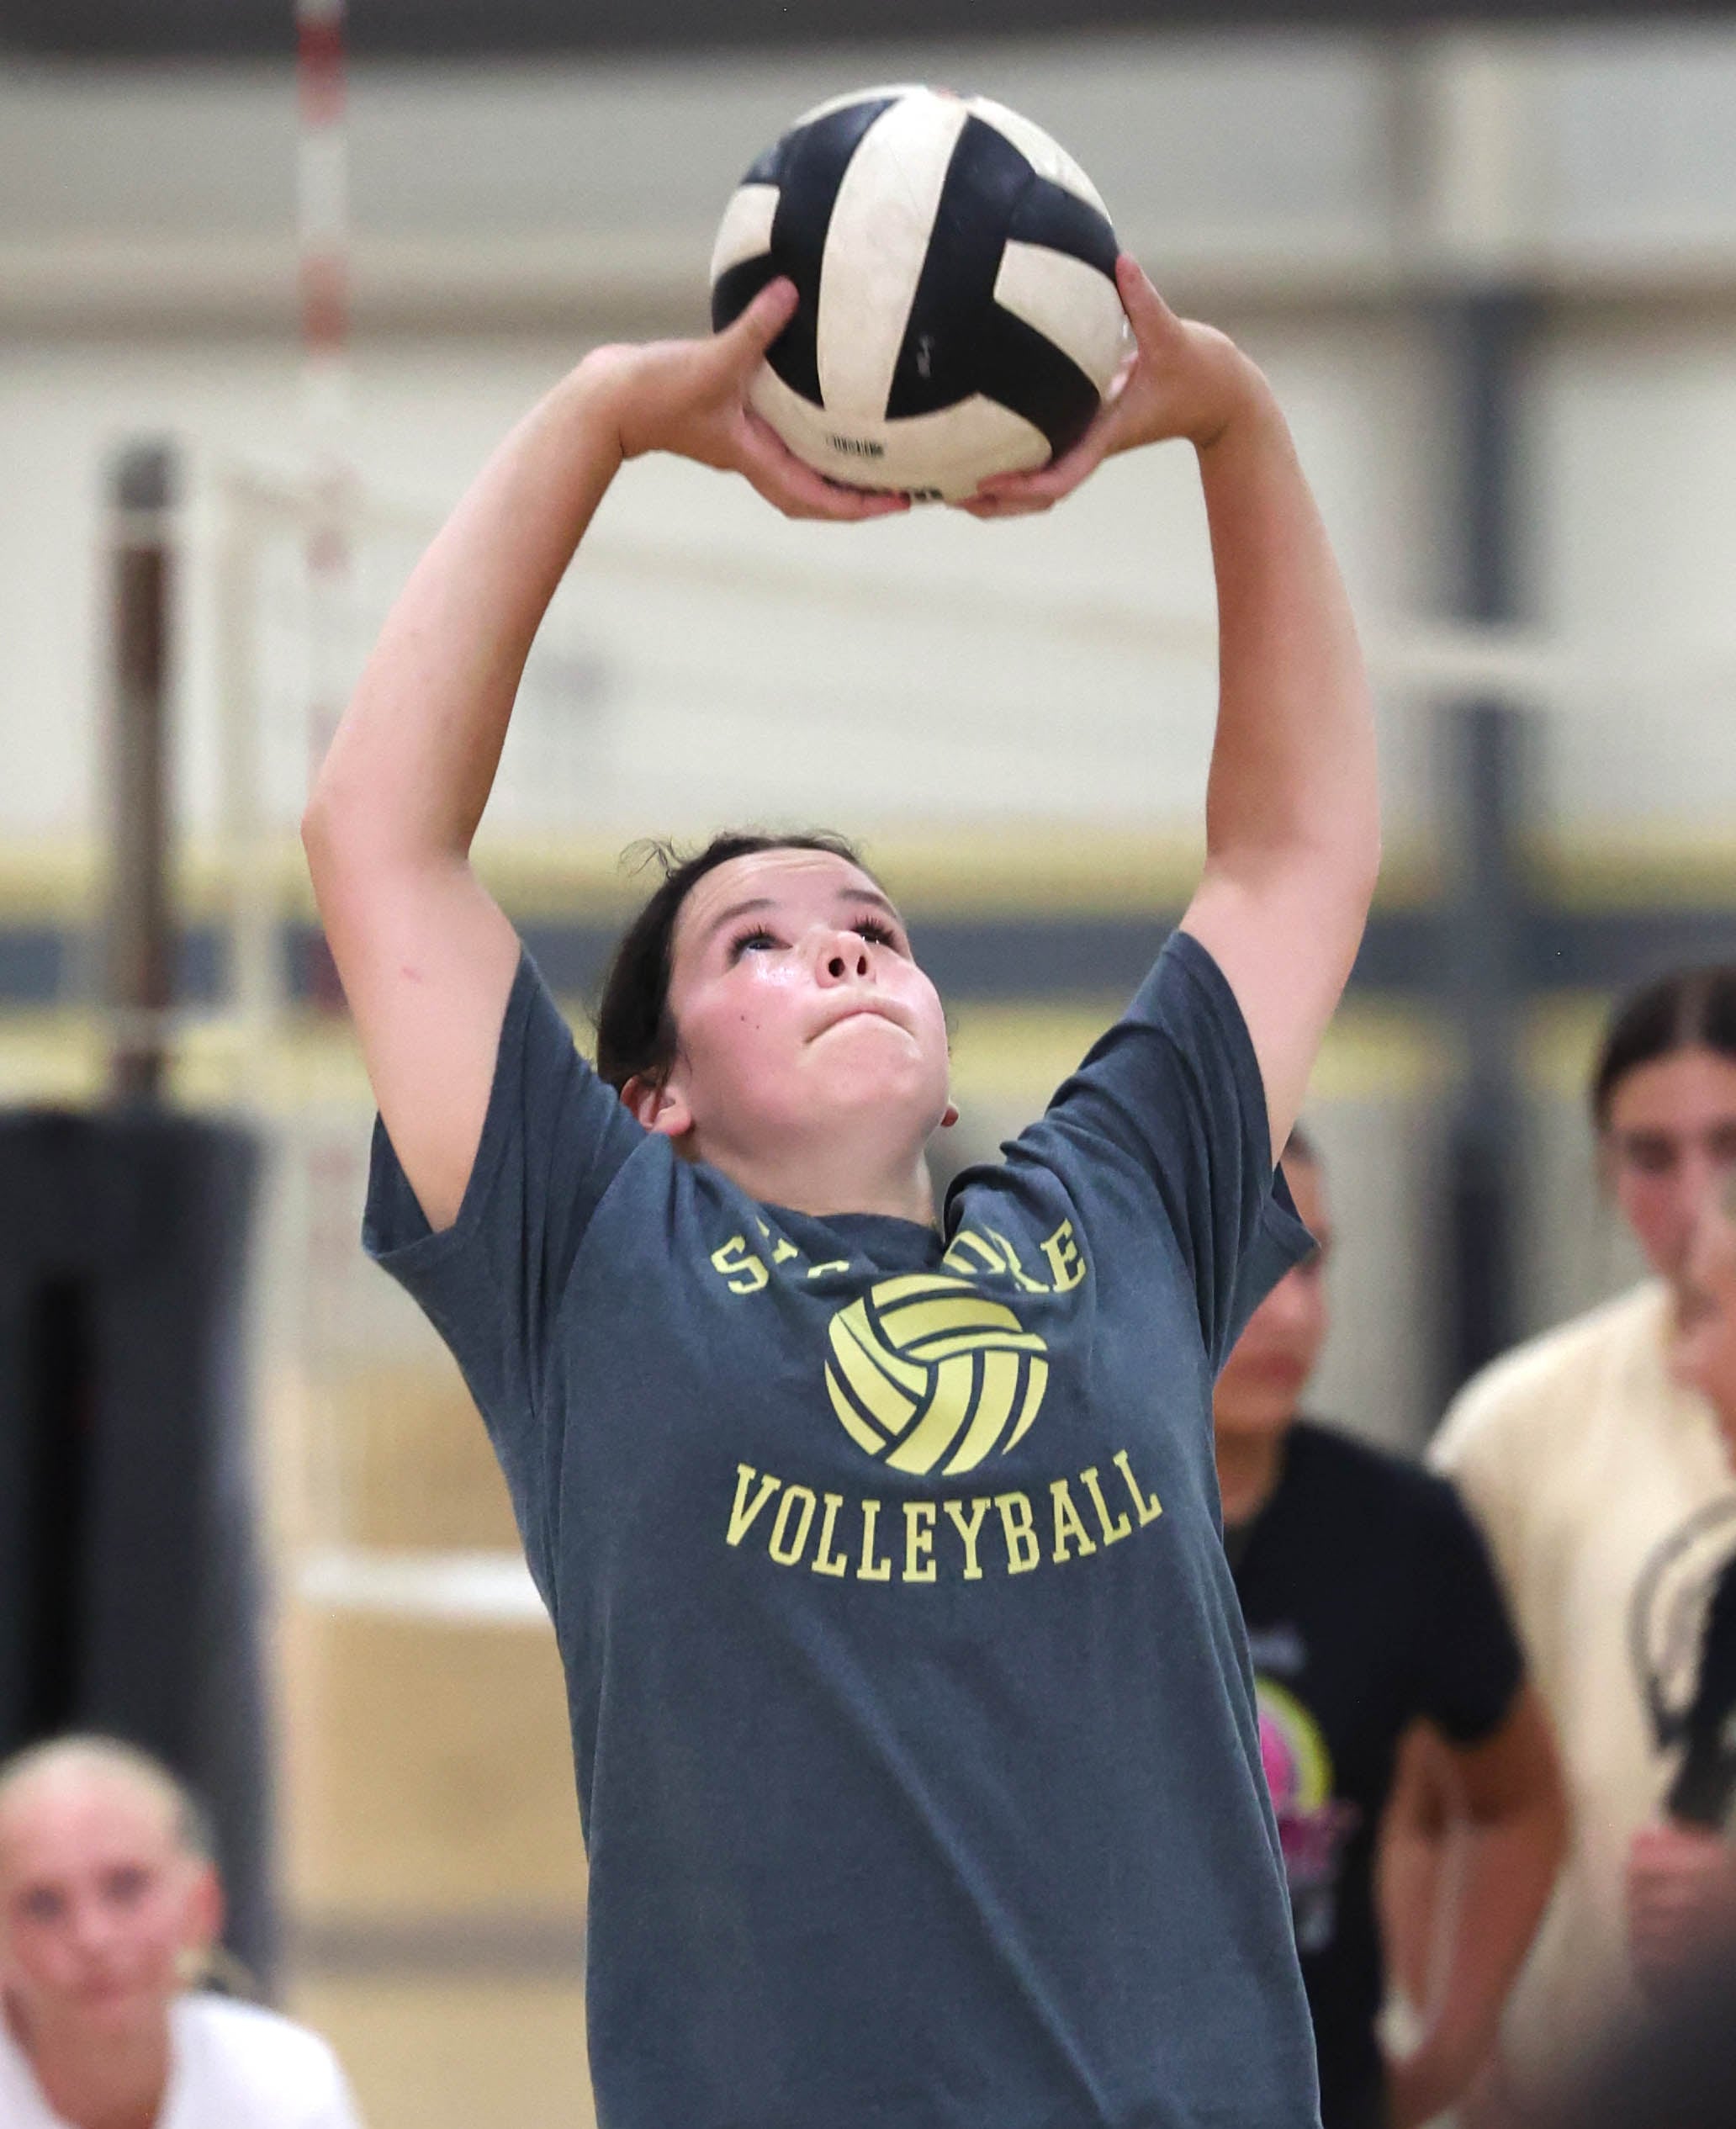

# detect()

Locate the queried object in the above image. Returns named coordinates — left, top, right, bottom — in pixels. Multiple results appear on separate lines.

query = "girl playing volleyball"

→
left=304, top=258, right=1378, bottom=2128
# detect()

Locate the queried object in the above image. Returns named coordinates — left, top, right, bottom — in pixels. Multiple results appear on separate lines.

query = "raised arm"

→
left=970, top=258, right=1379, bottom=1157
left=302, top=283, right=902, bottom=1231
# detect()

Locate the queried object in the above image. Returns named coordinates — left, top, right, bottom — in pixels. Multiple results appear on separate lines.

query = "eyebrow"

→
left=699, top=887, right=904, bottom=948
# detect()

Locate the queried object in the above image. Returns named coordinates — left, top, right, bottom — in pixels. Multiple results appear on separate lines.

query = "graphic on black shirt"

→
left=1256, top=1674, right=1362, bottom=1955
left=1630, top=1496, right=1736, bottom=1829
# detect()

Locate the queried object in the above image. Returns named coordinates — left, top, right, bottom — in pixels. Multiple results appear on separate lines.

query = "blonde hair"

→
left=0, top=1734, right=214, bottom=1866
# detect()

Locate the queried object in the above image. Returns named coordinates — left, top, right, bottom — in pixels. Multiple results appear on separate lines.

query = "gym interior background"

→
left=5, top=5, right=1736, bottom=2123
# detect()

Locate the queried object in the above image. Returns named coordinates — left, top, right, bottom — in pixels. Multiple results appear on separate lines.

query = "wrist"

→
left=1198, top=364, right=1281, bottom=455
left=570, top=343, right=653, bottom=463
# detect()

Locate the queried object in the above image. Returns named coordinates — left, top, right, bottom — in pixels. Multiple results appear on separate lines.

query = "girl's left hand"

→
left=956, top=254, right=1270, bottom=520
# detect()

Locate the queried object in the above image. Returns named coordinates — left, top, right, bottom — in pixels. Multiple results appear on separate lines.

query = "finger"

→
left=738, top=416, right=908, bottom=520
left=971, top=427, right=1108, bottom=510
left=717, top=278, right=800, bottom=368
left=1115, top=252, right=1179, bottom=341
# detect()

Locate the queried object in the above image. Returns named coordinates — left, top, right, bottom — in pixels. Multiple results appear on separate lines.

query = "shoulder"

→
left=176, top=1996, right=353, bottom=2120
left=1430, top=1283, right=1668, bottom=1476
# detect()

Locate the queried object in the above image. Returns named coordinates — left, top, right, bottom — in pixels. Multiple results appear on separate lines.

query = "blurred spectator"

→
left=1390, top=967, right=1736, bottom=2118
left=0, top=1735, right=361, bottom=2129
left=1215, top=1132, right=1564, bottom=2129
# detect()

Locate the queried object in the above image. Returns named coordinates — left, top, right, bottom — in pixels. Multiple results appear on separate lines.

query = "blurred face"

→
left=1674, top=1197, right=1736, bottom=1459
left=0, top=1772, right=214, bottom=2041
left=1602, top=1046, right=1736, bottom=1284
left=633, top=848, right=952, bottom=1173
left=1214, top=1155, right=1330, bottom=1443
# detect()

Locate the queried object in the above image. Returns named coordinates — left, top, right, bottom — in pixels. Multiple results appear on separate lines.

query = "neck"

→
left=701, top=1132, right=937, bottom=1226
left=8, top=1992, right=172, bottom=2129
left=1215, top=1423, right=1289, bottom=1527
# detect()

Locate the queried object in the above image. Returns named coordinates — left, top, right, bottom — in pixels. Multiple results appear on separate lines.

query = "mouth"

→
left=812, top=1000, right=909, bottom=1041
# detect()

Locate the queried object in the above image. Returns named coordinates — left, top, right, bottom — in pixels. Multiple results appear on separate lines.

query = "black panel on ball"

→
left=972, top=310, right=1104, bottom=459
left=1007, top=179, right=1119, bottom=277
left=763, top=95, right=896, bottom=407
left=887, top=116, right=1032, bottom=421
left=886, top=115, right=1112, bottom=459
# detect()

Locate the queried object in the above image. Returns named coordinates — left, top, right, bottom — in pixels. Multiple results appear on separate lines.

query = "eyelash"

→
left=727, top=918, right=902, bottom=961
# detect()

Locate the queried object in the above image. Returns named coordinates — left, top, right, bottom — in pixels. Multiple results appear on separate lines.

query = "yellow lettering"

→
left=987, top=1227, right=1051, bottom=1294
left=811, top=1494, right=850, bottom=1578
left=806, top=1259, right=852, bottom=1279
left=754, top=1220, right=801, bottom=1267
left=942, top=1497, right=992, bottom=1580
left=857, top=1499, right=893, bottom=1582
left=1050, top=1477, right=1098, bottom=1563
left=902, top=1501, right=938, bottom=1583
left=1113, top=1449, right=1163, bottom=1527
left=1040, top=1220, right=1088, bottom=1292
left=943, top=1228, right=1005, bottom=1276
left=711, top=1237, right=769, bottom=1295
left=767, top=1485, right=816, bottom=1565
left=1080, top=1465, right=1132, bottom=1547
left=726, top=1465, right=781, bottom=1548
left=995, top=1491, right=1041, bottom=1576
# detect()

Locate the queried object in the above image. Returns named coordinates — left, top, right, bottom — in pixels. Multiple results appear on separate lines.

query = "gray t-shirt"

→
left=365, top=927, right=1318, bottom=2129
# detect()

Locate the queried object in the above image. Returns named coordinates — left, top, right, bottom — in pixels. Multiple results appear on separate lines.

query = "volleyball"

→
left=709, top=86, right=1127, bottom=501
left=825, top=1273, right=1051, bottom=1478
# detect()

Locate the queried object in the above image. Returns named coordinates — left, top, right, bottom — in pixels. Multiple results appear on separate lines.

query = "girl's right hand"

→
left=591, top=282, right=909, bottom=524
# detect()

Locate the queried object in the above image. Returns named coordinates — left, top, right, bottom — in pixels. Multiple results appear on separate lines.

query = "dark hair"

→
left=1590, top=967, right=1736, bottom=1131
left=594, top=829, right=876, bottom=1093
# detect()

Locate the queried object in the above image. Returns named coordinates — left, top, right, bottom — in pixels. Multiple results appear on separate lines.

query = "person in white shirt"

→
left=1384, top=966, right=1736, bottom=2117
left=0, top=1734, right=362, bottom=2129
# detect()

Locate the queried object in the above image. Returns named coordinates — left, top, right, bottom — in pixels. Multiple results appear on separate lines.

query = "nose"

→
left=815, top=932, right=871, bottom=985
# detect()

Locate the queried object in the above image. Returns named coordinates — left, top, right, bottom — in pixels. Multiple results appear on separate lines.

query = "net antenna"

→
left=298, top=0, right=352, bottom=1012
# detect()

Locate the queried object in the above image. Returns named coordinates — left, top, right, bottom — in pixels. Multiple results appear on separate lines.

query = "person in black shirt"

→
left=1215, top=1131, right=1565, bottom=2129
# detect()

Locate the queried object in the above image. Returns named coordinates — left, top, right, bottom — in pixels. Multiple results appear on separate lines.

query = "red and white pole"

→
left=296, top=0, right=351, bottom=1004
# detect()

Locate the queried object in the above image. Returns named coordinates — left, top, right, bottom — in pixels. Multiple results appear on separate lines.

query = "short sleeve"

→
left=1412, top=1472, right=1526, bottom=1745
left=1020, top=928, right=1313, bottom=1369
left=363, top=950, right=645, bottom=1588
left=301, top=2044, right=366, bottom=2129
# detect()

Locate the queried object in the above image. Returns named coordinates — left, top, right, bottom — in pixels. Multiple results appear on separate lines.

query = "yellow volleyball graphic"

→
left=824, top=1273, right=1050, bottom=1478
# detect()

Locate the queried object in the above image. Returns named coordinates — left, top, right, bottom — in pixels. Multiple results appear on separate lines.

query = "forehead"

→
left=1607, top=1046, right=1736, bottom=1135
left=0, top=1772, right=176, bottom=1882
left=672, top=848, right=890, bottom=956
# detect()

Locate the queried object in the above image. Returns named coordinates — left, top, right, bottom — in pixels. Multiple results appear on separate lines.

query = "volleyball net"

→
left=183, top=458, right=1736, bottom=1632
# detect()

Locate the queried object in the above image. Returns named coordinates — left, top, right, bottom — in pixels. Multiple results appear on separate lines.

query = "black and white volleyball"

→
left=709, top=86, right=1127, bottom=501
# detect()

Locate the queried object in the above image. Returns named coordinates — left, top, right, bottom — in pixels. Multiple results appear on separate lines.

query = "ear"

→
left=179, top=1861, right=224, bottom=1973
left=940, top=1102, right=960, bottom=1130
left=622, top=1073, right=695, bottom=1141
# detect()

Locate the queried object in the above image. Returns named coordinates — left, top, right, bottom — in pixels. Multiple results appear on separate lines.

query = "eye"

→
left=103, top=1866, right=151, bottom=1908
left=728, top=927, right=781, bottom=961
left=20, top=1888, right=64, bottom=1924
left=853, top=917, right=902, bottom=951
left=1621, top=1137, right=1675, bottom=1177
